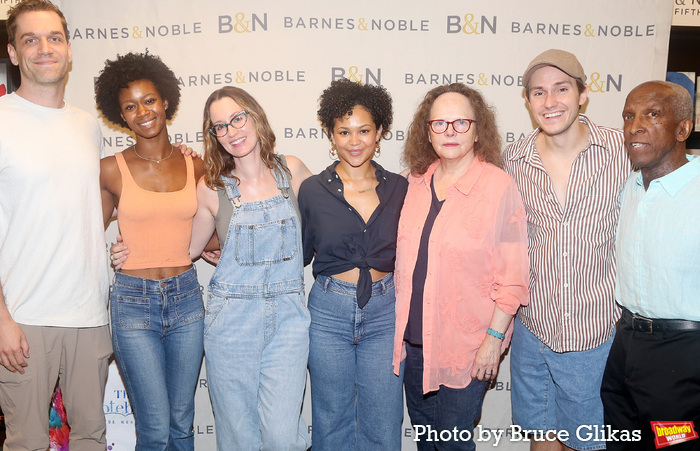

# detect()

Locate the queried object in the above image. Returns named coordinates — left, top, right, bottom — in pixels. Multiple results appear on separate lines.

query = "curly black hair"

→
left=317, top=78, right=393, bottom=138
left=95, top=51, right=180, bottom=129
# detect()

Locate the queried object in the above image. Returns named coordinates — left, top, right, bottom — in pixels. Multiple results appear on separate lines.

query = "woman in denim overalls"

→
left=189, top=86, right=313, bottom=450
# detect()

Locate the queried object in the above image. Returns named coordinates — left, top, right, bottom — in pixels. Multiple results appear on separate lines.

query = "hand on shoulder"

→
left=174, top=142, right=201, bottom=159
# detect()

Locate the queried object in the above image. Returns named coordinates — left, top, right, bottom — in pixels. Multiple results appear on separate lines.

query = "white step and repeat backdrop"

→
left=54, top=1, right=672, bottom=449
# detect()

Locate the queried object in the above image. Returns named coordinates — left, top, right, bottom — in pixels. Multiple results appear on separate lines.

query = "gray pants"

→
left=0, top=325, right=112, bottom=451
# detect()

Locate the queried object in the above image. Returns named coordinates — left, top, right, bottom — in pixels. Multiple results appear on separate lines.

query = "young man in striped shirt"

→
left=502, top=49, right=630, bottom=451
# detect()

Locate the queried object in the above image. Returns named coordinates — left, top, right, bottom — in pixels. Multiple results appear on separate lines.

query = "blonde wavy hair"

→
left=202, top=86, right=283, bottom=189
left=403, top=83, right=502, bottom=175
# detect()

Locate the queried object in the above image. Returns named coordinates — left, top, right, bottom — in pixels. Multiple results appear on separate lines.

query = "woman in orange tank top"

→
left=96, top=52, right=206, bottom=450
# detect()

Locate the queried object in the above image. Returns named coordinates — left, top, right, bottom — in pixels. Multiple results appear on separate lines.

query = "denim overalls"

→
left=204, top=161, right=310, bottom=451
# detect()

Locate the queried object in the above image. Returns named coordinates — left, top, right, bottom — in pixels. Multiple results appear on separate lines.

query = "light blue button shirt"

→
left=616, top=155, right=700, bottom=321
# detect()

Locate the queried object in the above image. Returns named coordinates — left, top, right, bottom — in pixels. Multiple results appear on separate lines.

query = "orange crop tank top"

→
left=115, top=152, right=197, bottom=270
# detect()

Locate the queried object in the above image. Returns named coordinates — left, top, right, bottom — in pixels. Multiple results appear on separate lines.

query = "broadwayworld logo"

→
left=651, top=421, right=698, bottom=449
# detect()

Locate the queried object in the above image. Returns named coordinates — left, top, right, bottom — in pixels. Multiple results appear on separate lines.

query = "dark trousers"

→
left=404, top=342, right=488, bottom=451
left=601, top=320, right=700, bottom=451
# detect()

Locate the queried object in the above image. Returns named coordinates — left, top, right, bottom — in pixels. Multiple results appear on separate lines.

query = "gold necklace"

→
left=347, top=180, right=376, bottom=194
left=133, top=144, right=174, bottom=164
left=337, top=170, right=377, bottom=194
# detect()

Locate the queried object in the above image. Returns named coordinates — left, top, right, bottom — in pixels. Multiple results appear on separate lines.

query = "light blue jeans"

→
left=110, top=267, right=204, bottom=451
left=204, top=288, right=310, bottom=450
left=308, top=273, right=404, bottom=450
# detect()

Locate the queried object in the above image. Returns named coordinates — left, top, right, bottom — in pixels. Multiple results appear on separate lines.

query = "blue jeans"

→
left=110, top=268, right=204, bottom=451
left=511, top=316, right=612, bottom=451
left=204, top=288, right=310, bottom=451
left=404, top=343, right=488, bottom=451
left=308, top=274, right=404, bottom=451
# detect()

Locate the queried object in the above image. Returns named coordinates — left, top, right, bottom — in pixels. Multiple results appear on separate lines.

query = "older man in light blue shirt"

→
left=616, top=155, right=700, bottom=321
left=601, top=81, right=700, bottom=451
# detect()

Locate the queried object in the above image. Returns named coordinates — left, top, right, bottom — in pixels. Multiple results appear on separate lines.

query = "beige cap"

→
left=522, top=49, right=585, bottom=89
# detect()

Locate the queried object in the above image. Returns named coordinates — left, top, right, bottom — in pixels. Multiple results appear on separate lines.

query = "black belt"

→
left=621, top=308, right=700, bottom=334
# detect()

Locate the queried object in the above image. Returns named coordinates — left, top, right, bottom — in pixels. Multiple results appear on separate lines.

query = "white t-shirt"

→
left=0, top=93, right=109, bottom=327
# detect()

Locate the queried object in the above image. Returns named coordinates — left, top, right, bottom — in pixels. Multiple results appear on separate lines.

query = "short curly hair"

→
left=403, top=83, right=502, bottom=175
left=95, top=52, right=180, bottom=129
left=317, top=78, right=393, bottom=139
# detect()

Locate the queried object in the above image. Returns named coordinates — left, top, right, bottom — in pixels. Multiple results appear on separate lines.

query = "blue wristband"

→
left=486, top=328, right=505, bottom=340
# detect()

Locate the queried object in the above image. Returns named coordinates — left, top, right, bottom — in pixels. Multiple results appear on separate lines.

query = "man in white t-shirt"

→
left=0, top=1, right=112, bottom=449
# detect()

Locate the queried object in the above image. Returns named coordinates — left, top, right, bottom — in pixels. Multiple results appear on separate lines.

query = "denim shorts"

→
left=510, top=317, right=614, bottom=451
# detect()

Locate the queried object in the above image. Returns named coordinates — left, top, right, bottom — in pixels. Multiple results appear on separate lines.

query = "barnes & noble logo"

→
left=284, top=15, right=429, bottom=32
left=446, top=13, right=655, bottom=38
left=510, top=21, right=654, bottom=37
left=177, top=70, right=306, bottom=87
left=331, top=66, right=381, bottom=85
left=587, top=72, right=623, bottom=93
left=71, top=22, right=202, bottom=40
left=219, top=12, right=268, bottom=33
left=675, top=0, right=700, bottom=16
left=447, top=14, right=497, bottom=35
left=404, top=70, right=623, bottom=94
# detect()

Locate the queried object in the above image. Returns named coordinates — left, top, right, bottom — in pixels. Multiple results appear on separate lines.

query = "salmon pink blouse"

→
left=392, top=158, right=529, bottom=393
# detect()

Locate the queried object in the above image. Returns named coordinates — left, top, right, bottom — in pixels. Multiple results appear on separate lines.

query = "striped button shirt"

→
left=502, top=115, right=630, bottom=352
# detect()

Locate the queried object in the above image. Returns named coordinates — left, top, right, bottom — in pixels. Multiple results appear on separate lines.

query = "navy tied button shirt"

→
left=299, top=161, right=408, bottom=308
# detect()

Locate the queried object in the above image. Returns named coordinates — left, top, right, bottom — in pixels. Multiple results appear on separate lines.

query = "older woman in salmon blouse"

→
left=392, top=83, right=529, bottom=451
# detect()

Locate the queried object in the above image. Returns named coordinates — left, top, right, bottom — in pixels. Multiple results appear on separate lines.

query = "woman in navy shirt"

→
left=299, top=78, right=408, bottom=450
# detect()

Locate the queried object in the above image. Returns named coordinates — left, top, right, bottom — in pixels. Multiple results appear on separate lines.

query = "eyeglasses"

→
left=427, top=118, right=476, bottom=134
left=208, top=110, right=249, bottom=137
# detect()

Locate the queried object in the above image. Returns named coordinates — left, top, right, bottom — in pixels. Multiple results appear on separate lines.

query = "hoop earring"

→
left=374, top=143, right=381, bottom=158
left=329, top=146, right=338, bottom=160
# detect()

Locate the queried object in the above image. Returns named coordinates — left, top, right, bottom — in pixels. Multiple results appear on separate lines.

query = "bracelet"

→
left=486, top=328, right=505, bottom=340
